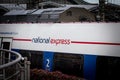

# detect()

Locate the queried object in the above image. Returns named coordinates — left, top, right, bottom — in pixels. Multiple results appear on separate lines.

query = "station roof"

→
left=0, top=4, right=26, bottom=10
left=4, top=9, right=36, bottom=15
left=4, top=4, right=97, bottom=16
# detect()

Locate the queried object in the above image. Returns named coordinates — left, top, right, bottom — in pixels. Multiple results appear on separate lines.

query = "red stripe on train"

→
left=71, top=41, right=120, bottom=46
left=13, top=38, right=32, bottom=41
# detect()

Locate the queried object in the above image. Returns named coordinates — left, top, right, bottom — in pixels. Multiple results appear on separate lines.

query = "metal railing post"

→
left=24, top=57, right=27, bottom=80
left=20, top=67, right=25, bottom=80
left=26, top=61, right=31, bottom=80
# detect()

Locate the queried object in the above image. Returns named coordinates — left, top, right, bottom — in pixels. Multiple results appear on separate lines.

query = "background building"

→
left=0, top=5, right=95, bottom=23
left=0, top=0, right=120, bottom=22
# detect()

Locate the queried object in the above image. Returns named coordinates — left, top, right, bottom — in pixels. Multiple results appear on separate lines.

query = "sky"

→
left=84, top=0, right=120, bottom=5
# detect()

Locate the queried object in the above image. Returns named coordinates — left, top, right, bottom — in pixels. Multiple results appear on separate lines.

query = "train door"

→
left=0, top=37, right=13, bottom=63
left=0, top=37, right=13, bottom=50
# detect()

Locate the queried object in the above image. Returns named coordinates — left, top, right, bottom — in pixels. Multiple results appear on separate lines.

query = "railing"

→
left=0, top=49, right=30, bottom=80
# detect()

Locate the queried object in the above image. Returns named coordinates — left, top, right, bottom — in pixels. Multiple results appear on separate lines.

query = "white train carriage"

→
left=0, top=23, right=120, bottom=80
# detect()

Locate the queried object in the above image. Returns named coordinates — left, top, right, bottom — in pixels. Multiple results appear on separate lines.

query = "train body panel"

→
left=0, top=23, right=120, bottom=80
left=0, top=23, right=120, bottom=57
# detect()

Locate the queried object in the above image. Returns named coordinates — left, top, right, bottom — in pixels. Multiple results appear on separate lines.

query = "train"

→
left=0, top=23, right=120, bottom=80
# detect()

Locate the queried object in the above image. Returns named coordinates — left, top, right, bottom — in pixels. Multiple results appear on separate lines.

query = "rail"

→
left=0, top=49, right=30, bottom=80
left=0, top=49, right=22, bottom=69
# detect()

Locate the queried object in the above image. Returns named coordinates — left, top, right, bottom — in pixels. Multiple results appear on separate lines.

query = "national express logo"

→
left=32, top=37, right=71, bottom=45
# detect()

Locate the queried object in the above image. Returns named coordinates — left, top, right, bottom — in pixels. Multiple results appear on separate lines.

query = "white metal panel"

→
left=0, top=23, right=120, bottom=57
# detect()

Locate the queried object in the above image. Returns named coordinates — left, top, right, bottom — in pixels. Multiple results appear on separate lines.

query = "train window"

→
left=53, top=52, right=84, bottom=77
left=19, top=50, right=43, bottom=69
left=96, top=56, right=120, bottom=80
